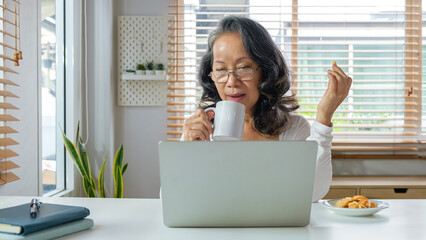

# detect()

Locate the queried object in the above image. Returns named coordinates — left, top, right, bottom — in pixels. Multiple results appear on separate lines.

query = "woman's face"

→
left=211, top=33, right=261, bottom=116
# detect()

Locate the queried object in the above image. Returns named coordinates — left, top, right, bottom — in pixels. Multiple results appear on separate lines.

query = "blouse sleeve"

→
left=307, top=121, right=333, bottom=202
left=286, top=116, right=333, bottom=202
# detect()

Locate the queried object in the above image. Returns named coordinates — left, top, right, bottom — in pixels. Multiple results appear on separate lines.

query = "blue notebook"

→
left=0, top=218, right=94, bottom=240
left=0, top=203, right=90, bottom=235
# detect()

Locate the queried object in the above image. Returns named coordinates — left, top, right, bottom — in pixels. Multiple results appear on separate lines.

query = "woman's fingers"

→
left=189, top=121, right=211, bottom=139
left=317, top=63, right=352, bottom=126
left=191, top=109, right=213, bottom=133
left=183, top=109, right=213, bottom=141
left=187, top=129, right=208, bottom=141
left=326, top=71, right=338, bottom=94
left=196, top=110, right=214, bottom=134
left=184, top=121, right=209, bottom=141
left=347, top=77, right=352, bottom=93
left=327, top=69, right=350, bottom=98
left=205, top=110, right=215, bottom=122
left=331, top=64, right=348, bottom=79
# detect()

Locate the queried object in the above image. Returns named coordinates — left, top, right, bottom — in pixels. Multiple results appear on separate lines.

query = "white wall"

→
left=113, top=0, right=169, bottom=198
left=0, top=0, right=39, bottom=196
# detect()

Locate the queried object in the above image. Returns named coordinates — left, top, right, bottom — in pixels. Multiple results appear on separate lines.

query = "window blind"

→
left=422, top=0, right=426, bottom=142
left=0, top=0, right=21, bottom=185
left=168, top=0, right=423, bottom=159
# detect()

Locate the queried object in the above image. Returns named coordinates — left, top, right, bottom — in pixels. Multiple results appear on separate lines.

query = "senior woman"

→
left=181, top=16, right=352, bottom=202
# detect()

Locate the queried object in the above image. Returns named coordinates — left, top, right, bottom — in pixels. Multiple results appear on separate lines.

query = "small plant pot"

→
left=145, top=70, right=154, bottom=75
left=155, top=70, right=166, bottom=75
left=136, top=70, right=145, bottom=75
left=125, top=71, right=135, bottom=75
left=43, top=59, right=53, bottom=68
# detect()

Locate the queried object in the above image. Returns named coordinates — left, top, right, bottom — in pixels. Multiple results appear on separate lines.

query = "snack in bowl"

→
left=334, top=195, right=377, bottom=208
left=321, top=197, right=388, bottom=216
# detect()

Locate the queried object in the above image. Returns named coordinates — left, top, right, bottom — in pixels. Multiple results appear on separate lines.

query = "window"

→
left=41, top=0, right=65, bottom=195
left=168, top=0, right=424, bottom=159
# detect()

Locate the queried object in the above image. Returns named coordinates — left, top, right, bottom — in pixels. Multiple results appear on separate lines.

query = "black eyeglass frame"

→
left=208, top=65, right=261, bottom=83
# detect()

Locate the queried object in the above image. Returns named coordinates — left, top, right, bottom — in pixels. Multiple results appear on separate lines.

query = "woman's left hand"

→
left=316, top=63, right=352, bottom=127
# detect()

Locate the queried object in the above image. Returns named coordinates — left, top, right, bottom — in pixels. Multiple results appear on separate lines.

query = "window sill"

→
left=42, top=188, right=74, bottom=197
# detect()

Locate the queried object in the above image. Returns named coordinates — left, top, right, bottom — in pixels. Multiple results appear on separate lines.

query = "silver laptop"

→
left=158, top=141, right=318, bottom=227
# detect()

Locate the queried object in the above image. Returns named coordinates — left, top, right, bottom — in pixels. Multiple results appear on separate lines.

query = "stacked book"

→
left=0, top=201, right=93, bottom=240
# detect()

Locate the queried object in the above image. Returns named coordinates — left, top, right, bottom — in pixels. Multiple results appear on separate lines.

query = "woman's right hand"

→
left=183, top=109, right=214, bottom=141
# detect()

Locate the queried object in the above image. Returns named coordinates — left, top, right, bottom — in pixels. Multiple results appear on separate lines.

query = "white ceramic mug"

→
left=205, top=101, right=246, bottom=141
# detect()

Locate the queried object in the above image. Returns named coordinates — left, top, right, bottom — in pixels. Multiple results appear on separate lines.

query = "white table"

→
left=0, top=197, right=425, bottom=240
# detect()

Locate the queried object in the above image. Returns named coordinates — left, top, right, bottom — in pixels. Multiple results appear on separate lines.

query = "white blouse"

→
left=180, top=113, right=333, bottom=202
left=279, top=114, right=333, bottom=202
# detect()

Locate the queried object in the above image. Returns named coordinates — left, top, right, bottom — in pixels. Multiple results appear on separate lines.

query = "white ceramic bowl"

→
left=321, top=199, right=389, bottom=217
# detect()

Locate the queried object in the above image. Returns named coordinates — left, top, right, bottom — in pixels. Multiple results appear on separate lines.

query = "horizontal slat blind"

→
left=0, top=0, right=21, bottom=185
left=168, top=0, right=424, bottom=158
left=421, top=0, right=426, bottom=145
left=0, top=149, right=18, bottom=159
left=0, top=160, right=18, bottom=171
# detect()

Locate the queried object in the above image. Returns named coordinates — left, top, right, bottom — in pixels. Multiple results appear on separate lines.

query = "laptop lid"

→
left=158, top=141, right=318, bottom=227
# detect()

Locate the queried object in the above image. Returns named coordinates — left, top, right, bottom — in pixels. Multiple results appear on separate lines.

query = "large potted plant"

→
left=61, top=123, right=128, bottom=198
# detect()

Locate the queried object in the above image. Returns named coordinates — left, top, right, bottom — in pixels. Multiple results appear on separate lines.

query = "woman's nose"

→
left=226, top=72, right=241, bottom=87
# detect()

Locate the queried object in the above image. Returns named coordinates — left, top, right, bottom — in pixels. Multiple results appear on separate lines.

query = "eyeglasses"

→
left=208, top=65, right=260, bottom=83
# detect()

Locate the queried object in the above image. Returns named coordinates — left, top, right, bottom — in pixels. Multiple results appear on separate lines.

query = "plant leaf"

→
left=76, top=122, right=95, bottom=191
left=78, top=137, right=93, bottom=187
left=90, top=176, right=97, bottom=192
left=88, top=186, right=97, bottom=197
left=76, top=123, right=82, bottom=168
left=75, top=121, right=80, bottom=150
left=122, top=163, right=128, bottom=175
left=98, top=157, right=107, bottom=198
left=83, top=176, right=96, bottom=198
left=82, top=177, right=90, bottom=197
left=114, top=166, right=123, bottom=198
left=60, top=127, right=88, bottom=178
left=113, top=145, right=124, bottom=183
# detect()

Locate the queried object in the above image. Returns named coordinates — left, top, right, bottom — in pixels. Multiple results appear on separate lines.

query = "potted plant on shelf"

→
left=145, top=61, right=155, bottom=75
left=155, top=63, right=166, bottom=75
left=125, top=69, right=135, bottom=75
left=136, top=64, right=146, bottom=75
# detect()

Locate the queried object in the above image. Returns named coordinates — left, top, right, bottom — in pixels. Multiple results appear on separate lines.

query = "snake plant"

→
left=60, top=123, right=128, bottom=198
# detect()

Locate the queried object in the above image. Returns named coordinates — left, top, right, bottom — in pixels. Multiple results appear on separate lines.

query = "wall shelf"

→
left=122, top=74, right=166, bottom=81
left=118, top=16, right=168, bottom=106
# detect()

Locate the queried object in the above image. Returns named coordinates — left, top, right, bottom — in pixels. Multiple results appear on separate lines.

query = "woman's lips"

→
left=227, top=94, right=245, bottom=102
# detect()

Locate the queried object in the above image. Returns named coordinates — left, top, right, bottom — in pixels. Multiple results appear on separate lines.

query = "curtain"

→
left=71, top=0, right=115, bottom=197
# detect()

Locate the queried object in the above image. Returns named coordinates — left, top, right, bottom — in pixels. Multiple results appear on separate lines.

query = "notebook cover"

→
left=0, top=218, right=94, bottom=240
left=0, top=203, right=90, bottom=235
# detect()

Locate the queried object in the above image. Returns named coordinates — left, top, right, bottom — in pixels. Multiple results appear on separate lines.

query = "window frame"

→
left=39, top=0, right=65, bottom=196
left=40, top=0, right=78, bottom=197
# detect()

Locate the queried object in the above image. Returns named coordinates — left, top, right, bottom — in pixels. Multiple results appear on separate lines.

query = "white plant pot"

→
left=155, top=70, right=166, bottom=75
left=145, top=70, right=154, bottom=75
left=125, top=71, right=135, bottom=75
left=136, top=70, right=145, bottom=75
